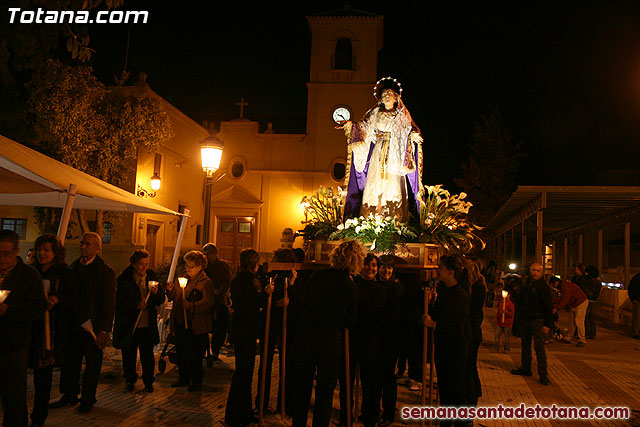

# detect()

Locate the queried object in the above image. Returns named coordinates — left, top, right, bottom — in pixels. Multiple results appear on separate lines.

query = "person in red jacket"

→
left=549, top=276, right=588, bottom=347
left=495, top=290, right=515, bottom=352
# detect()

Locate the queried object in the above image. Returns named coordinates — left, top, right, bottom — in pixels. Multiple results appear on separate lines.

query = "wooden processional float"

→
left=263, top=240, right=442, bottom=427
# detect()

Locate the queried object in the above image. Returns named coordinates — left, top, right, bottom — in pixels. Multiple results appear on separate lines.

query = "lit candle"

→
left=178, top=277, right=188, bottom=329
left=501, top=290, right=508, bottom=324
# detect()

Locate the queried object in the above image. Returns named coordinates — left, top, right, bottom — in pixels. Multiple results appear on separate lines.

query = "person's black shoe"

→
left=124, top=382, right=135, bottom=392
left=145, top=383, right=154, bottom=393
left=49, top=395, right=78, bottom=409
left=76, top=403, right=93, bottom=414
left=378, top=419, right=392, bottom=427
left=540, top=377, right=550, bottom=385
left=187, top=384, right=201, bottom=392
left=511, top=367, right=532, bottom=376
left=171, top=380, right=189, bottom=387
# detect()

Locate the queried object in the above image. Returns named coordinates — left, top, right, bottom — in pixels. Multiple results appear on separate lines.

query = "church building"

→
left=0, top=8, right=384, bottom=273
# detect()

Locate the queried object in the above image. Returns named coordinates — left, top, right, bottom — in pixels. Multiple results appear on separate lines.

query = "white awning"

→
left=0, top=134, right=179, bottom=216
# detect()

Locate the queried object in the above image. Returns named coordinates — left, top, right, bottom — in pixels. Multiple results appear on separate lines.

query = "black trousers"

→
left=338, top=335, right=380, bottom=427
left=31, top=365, right=53, bottom=425
left=175, top=326, right=207, bottom=387
left=121, top=327, right=156, bottom=385
left=434, top=335, right=468, bottom=427
left=520, top=318, right=547, bottom=379
left=225, top=333, right=257, bottom=426
left=293, top=328, right=342, bottom=427
left=378, top=340, right=398, bottom=422
left=62, top=331, right=103, bottom=406
left=211, top=302, right=229, bottom=356
left=0, top=348, right=28, bottom=427
left=467, top=338, right=482, bottom=406
left=585, top=301, right=597, bottom=339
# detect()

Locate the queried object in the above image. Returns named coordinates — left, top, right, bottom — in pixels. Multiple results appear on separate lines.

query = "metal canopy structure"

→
left=486, top=186, right=640, bottom=240
left=484, top=186, right=640, bottom=281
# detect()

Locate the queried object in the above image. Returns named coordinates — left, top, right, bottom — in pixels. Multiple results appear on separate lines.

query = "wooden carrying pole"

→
left=421, top=288, right=429, bottom=427
left=88, top=329, right=116, bottom=366
left=131, top=291, right=152, bottom=333
left=280, top=277, right=289, bottom=419
left=345, top=328, right=352, bottom=427
left=43, top=280, right=52, bottom=350
left=259, top=279, right=274, bottom=427
left=353, top=365, right=361, bottom=422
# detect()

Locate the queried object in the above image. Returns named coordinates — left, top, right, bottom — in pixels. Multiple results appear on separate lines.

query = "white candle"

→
left=178, top=277, right=188, bottom=328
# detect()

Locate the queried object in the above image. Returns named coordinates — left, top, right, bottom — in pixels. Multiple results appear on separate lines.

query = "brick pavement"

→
left=2, top=307, right=639, bottom=426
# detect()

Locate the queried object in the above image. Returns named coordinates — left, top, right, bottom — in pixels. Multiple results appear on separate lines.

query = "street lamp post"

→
left=200, top=133, right=224, bottom=245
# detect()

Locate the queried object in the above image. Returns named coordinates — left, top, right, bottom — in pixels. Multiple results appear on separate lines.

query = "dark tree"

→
left=455, top=110, right=524, bottom=226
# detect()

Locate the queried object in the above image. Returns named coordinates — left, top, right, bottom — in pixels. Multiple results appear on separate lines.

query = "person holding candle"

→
left=0, top=230, right=47, bottom=427
left=52, top=232, right=116, bottom=414
left=113, top=249, right=165, bottom=393
left=29, top=234, right=78, bottom=427
left=166, top=250, right=214, bottom=391
left=495, top=289, right=515, bottom=352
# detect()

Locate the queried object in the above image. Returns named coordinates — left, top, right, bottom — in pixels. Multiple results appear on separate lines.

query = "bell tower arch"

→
left=305, top=7, right=384, bottom=174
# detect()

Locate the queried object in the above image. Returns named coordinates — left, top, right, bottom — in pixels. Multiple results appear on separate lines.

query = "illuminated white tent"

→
left=0, top=134, right=187, bottom=281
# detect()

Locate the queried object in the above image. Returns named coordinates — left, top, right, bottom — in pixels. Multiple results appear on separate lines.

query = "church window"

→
left=232, top=162, right=244, bottom=178
left=331, top=159, right=347, bottom=182
left=1, top=218, right=27, bottom=239
left=228, top=157, right=247, bottom=180
left=333, top=38, right=353, bottom=70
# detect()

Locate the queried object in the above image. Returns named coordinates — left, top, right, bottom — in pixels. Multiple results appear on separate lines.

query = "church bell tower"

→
left=306, top=7, right=384, bottom=181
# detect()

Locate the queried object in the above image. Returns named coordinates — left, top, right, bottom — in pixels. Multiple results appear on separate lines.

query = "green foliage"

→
left=0, top=0, right=125, bottom=144
left=330, top=214, right=418, bottom=254
left=455, top=110, right=524, bottom=226
left=32, top=207, right=62, bottom=235
left=300, top=186, right=344, bottom=240
left=418, top=185, right=484, bottom=252
left=26, top=60, right=173, bottom=234
left=28, top=60, right=173, bottom=187
left=300, top=184, right=484, bottom=254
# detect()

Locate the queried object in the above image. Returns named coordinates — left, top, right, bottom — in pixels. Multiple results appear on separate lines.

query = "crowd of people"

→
left=1, top=227, right=622, bottom=427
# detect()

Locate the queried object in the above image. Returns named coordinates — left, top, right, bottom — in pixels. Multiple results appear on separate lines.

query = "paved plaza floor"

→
left=3, top=307, right=640, bottom=426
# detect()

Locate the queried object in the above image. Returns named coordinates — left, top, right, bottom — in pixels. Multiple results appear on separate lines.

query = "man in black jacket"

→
left=51, top=232, right=116, bottom=413
left=0, top=230, right=47, bottom=427
left=511, top=262, right=553, bottom=385
left=202, top=243, right=231, bottom=361
left=113, top=249, right=165, bottom=392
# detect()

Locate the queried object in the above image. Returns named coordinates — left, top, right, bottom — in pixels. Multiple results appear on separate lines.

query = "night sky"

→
left=85, top=1, right=640, bottom=188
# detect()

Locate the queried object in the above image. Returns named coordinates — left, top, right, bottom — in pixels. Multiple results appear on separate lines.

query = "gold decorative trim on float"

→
left=307, top=240, right=441, bottom=269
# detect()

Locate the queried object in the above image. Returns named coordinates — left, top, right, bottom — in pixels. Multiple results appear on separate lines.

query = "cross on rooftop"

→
left=235, top=97, right=249, bottom=119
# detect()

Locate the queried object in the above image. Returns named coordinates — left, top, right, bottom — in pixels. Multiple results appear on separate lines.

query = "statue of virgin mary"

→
left=339, top=77, right=424, bottom=223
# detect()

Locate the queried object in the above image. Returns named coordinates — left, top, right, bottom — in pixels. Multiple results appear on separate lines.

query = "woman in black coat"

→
left=425, top=254, right=473, bottom=427
left=225, top=249, right=274, bottom=427
left=113, top=249, right=165, bottom=392
left=29, top=234, right=78, bottom=427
